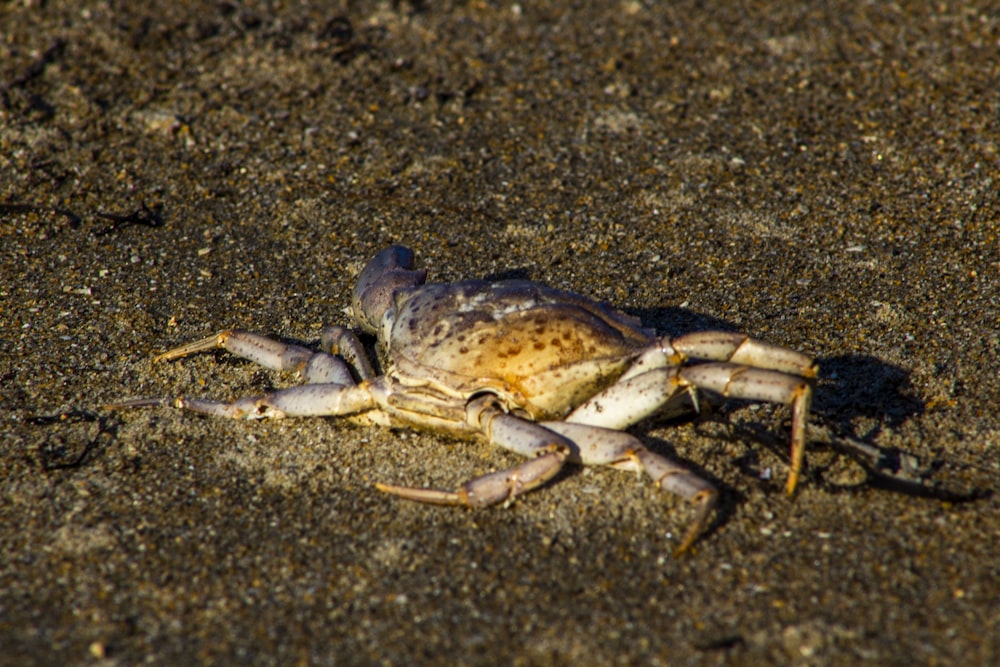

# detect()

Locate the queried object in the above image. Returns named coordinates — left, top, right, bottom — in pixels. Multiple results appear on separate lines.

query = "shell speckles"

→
left=386, top=280, right=654, bottom=418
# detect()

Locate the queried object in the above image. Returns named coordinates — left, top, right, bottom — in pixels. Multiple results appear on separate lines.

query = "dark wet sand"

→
left=2, top=2, right=997, bottom=665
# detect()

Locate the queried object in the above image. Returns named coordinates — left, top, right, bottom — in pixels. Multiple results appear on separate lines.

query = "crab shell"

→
left=382, top=280, right=657, bottom=421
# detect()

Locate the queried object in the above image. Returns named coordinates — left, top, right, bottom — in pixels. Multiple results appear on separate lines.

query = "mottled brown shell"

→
left=385, top=280, right=655, bottom=419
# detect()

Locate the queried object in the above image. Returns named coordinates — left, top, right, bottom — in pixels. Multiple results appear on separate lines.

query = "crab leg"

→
left=569, top=363, right=813, bottom=495
left=155, top=329, right=356, bottom=385
left=621, top=332, right=816, bottom=381
left=376, top=402, right=572, bottom=508
left=543, top=422, right=717, bottom=556
left=107, top=329, right=386, bottom=417
left=666, top=332, right=817, bottom=378
left=567, top=366, right=690, bottom=429
left=108, top=382, right=378, bottom=419
left=678, top=363, right=812, bottom=495
left=320, top=326, right=376, bottom=380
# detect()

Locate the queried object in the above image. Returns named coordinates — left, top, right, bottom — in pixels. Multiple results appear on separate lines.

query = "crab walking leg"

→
left=574, top=362, right=812, bottom=494
left=139, top=382, right=376, bottom=419
left=155, top=329, right=355, bottom=385
left=543, top=422, right=717, bottom=556
left=667, top=332, right=818, bottom=378
left=320, top=326, right=376, bottom=380
left=567, top=366, right=692, bottom=430
left=376, top=406, right=572, bottom=508
left=620, top=333, right=817, bottom=382
left=679, top=363, right=813, bottom=495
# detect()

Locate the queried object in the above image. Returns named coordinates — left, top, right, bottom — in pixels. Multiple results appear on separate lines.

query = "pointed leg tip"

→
left=672, top=541, right=696, bottom=559
left=785, top=472, right=800, bottom=496
left=374, top=482, right=466, bottom=506
left=671, top=488, right=716, bottom=558
left=153, top=348, right=188, bottom=363
left=672, top=511, right=709, bottom=558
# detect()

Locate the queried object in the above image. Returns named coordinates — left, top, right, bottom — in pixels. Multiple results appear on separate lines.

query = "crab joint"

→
left=375, top=447, right=568, bottom=509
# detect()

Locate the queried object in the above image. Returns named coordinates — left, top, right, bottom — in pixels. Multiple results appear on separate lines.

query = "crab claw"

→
left=351, top=245, right=427, bottom=334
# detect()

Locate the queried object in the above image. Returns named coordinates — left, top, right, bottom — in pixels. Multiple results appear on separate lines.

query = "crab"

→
left=114, top=245, right=816, bottom=555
